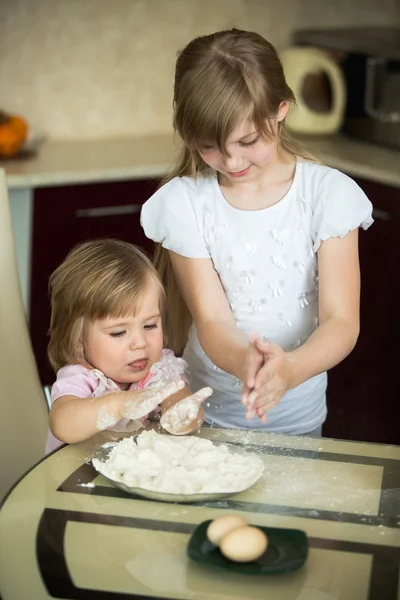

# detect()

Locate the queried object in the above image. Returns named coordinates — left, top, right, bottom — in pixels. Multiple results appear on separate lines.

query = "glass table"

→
left=0, top=427, right=399, bottom=600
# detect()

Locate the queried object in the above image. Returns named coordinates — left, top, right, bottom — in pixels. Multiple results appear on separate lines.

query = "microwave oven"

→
left=292, top=27, right=400, bottom=149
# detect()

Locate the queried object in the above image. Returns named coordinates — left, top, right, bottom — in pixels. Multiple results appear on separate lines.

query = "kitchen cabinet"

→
left=324, top=178, right=400, bottom=444
left=29, top=178, right=159, bottom=387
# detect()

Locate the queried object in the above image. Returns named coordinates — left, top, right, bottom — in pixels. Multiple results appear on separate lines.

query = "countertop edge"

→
left=3, top=134, right=400, bottom=190
left=6, top=164, right=171, bottom=189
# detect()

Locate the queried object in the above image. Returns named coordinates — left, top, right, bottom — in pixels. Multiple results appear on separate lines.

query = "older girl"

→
left=141, top=29, right=373, bottom=436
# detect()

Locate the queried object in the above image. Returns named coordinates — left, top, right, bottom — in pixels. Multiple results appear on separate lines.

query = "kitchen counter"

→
left=3, top=134, right=177, bottom=189
left=3, top=133, right=400, bottom=190
left=0, top=426, right=399, bottom=599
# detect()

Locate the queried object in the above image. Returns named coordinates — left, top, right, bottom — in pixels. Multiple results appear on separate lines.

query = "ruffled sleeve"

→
left=50, top=364, right=97, bottom=405
left=311, top=169, right=374, bottom=252
left=140, top=178, right=210, bottom=259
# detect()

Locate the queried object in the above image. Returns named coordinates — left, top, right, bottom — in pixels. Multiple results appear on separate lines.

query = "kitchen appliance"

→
left=280, top=46, right=346, bottom=135
left=291, top=27, right=400, bottom=149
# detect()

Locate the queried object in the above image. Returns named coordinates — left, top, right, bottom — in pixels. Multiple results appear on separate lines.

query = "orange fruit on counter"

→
left=0, top=110, right=28, bottom=158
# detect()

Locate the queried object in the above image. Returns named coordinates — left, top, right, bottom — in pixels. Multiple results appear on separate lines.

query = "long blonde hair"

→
left=48, top=238, right=166, bottom=372
left=155, top=28, right=317, bottom=356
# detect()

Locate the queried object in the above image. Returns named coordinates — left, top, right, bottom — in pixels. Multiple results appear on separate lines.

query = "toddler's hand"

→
left=160, top=387, right=213, bottom=435
left=120, top=380, right=185, bottom=420
left=242, top=336, right=294, bottom=422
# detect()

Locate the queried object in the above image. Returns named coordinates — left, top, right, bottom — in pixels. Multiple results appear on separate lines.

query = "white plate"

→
left=91, top=436, right=264, bottom=504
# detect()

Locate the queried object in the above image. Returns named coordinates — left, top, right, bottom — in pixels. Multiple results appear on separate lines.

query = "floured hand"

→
left=160, top=387, right=213, bottom=435
left=120, top=380, right=185, bottom=420
left=242, top=337, right=294, bottom=422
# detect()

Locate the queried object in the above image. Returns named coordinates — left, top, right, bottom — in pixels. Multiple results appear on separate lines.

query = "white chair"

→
left=0, top=168, right=48, bottom=501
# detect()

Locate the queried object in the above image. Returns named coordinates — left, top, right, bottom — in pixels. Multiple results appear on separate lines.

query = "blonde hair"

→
left=155, top=28, right=318, bottom=355
left=48, top=238, right=166, bottom=372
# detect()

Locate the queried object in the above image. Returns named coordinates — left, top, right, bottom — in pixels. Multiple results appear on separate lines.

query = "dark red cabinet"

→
left=324, top=178, right=400, bottom=444
left=30, top=178, right=159, bottom=387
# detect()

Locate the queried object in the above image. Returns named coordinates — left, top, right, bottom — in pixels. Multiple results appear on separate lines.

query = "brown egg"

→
left=219, top=526, right=268, bottom=563
left=206, top=514, right=248, bottom=545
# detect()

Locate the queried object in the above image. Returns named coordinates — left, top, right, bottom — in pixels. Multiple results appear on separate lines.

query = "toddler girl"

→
left=46, top=238, right=212, bottom=453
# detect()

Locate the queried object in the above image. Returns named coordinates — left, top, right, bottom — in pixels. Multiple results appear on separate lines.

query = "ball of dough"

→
left=206, top=514, right=248, bottom=545
left=219, top=526, right=268, bottom=563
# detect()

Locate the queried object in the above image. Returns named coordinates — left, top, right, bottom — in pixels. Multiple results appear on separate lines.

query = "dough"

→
left=92, top=430, right=264, bottom=495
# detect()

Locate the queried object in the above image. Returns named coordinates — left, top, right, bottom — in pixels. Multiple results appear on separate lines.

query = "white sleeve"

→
left=140, top=178, right=210, bottom=259
left=311, top=170, right=374, bottom=252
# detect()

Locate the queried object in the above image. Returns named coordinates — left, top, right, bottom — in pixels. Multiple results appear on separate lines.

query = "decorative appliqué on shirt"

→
left=278, top=313, right=293, bottom=328
left=271, top=255, right=287, bottom=270
left=248, top=298, right=268, bottom=313
left=244, top=241, right=257, bottom=256
left=271, top=229, right=289, bottom=245
left=240, top=270, right=256, bottom=285
left=298, top=290, right=316, bottom=308
left=269, top=280, right=284, bottom=298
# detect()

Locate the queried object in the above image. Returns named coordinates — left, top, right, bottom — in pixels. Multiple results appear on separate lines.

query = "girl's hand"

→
left=242, top=336, right=294, bottom=422
left=241, top=332, right=265, bottom=407
left=160, top=387, right=213, bottom=435
left=120, top=380, right=185, bottom=420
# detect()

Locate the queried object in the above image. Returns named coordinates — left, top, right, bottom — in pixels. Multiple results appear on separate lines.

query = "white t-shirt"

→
left=141, top=162, right=373, bottom=434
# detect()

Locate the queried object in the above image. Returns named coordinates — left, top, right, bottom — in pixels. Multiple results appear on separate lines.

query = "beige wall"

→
left=0, top=0, right=398, bottom=141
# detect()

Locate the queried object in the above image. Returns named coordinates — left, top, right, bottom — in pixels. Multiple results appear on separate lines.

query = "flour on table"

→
left=92, top=430, right=265, bottom=495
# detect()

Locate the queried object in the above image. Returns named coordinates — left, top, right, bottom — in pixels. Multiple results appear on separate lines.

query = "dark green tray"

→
left=187, top=520, right=308, bottom=575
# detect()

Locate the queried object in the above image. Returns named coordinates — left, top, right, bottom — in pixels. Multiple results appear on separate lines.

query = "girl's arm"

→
left=168, top=251, right=251, bottom=381
left=49, top=381, right=185, bottom=444
left=247, top=229, right=361, bottom=417
left=49, top=391, right=124, bottom=444
left=288, top=228, right=360, bottom=384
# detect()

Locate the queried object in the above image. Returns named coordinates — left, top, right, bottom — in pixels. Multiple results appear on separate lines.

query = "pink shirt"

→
left=46, top=349, right=188, bottom=454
